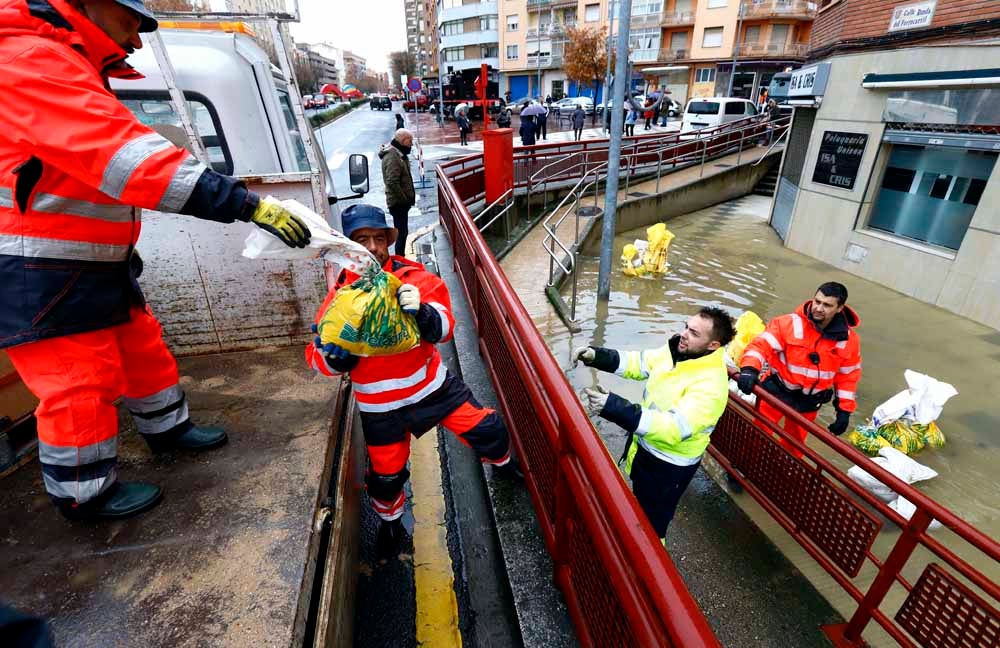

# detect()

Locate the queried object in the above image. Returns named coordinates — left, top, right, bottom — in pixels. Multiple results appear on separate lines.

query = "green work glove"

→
left=250, top=200, right=311, bottom=248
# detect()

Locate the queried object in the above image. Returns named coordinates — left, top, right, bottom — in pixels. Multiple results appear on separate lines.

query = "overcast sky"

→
left=289, top=0, right=407, bottom=74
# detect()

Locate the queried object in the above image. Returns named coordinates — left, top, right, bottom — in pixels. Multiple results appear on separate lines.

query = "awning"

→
left=640, top=66, right=690, bottom=73
left=862, top=68, right=1000, bottom=89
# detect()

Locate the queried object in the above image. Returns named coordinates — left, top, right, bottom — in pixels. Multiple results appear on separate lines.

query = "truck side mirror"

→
left=349, top=154, right=369, bottom=194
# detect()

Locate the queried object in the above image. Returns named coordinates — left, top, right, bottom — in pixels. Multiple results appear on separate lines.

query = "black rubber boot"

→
left=492, top=457, right=524, bottom=481
left=174, top=425, right=228, bottom=451
left=375, top=518, right=406, bottom=562
left=725, top=472, right=744, bottom=494
left=58, top=481, right=163, bottom=521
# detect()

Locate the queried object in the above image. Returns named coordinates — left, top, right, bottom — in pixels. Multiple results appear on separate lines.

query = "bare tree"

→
left=564, top=26, right=614, bottom=124
left=389, top=51, right=417, bottom=90
left=293, top=52, right=317, bottom=94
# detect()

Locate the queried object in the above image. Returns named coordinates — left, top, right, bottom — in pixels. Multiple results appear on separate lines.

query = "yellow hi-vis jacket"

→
left=614, top=343, right=730, bottom=471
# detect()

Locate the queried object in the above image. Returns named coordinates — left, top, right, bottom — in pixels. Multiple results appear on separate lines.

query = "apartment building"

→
left=437, top=0, right=500, bottom=73
left=770, top=0, right=1000, bottom=329
left=296, top=46, right=340, bottom=88
left=406, top=0, right=439, bottom=78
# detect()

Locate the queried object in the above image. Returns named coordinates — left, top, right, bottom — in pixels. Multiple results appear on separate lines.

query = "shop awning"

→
left=862, top=68, right=1000, bottom=89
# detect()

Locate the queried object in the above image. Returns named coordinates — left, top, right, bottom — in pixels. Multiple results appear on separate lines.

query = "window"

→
left=506, top=44, right=519, bottom=60
left=868, top=145, right=997, bottom=250
left=687, top=100, right=720, bottom=114
left=769, top=24, right=789, bottom=47
left=442, top=20, right=463, bottom=35
left=585, top=3, right=600, bottom=21
left=119, top=94, right=232, bottom=174
left=702, top=27, right=724, bottom=48
left=724, top=101, right=746, bottom=115
left=632, top=1, right=662, bottom=15
left=506, top=14, right=518, bottom=31
left=670, top=31, right=688, bottom=50
left=480, top=15, right=497, bottom=30
left=744, top=25, right=760, bottom=43
left=441, top=0, right=461, bottom=7
left=482, top=45, right=499, bottom=58
left=629, top=27, right=660, bottom=62
left=444, top=47, right=464, bottom=62
left=707, top=0, right=726, bottom=7
left=695, top=67, right=716, bottom=83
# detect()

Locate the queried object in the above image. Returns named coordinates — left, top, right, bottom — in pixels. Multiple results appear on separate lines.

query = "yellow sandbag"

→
left=621, top=243, right=644, bottom=277
left=726, top=311, right=765, bottom=365
left=912, top=421, right=946, bottom=449
left=642, top=223, right=674, bottom=274
left=877, top=420, right=926, bottom=455
left=846, top=425, right=890, bottom=456
left=318, top=265, right=421, bottom=356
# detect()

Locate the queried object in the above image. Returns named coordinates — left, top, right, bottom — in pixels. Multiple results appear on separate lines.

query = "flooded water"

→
left=534, top=194, right=999, bottom=645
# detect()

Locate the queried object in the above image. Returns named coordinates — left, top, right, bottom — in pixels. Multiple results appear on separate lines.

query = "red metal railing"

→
left=437, top=157, right=721, bottom=648
left=435, top=124, right=999, bottom=647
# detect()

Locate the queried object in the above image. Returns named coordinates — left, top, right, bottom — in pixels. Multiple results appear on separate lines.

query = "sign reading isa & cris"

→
left=812, top=131, right=868, bottom=191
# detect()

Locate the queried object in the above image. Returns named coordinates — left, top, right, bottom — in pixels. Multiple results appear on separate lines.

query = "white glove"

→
left=583, top=386, right=609, bottom=417
left=397, top=284, right=421, bottom=314
left=572, top=346, right=595, bottom=367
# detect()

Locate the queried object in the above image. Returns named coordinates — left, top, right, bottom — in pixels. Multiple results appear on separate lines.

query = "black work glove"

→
left=736, top=367, right=759, bottom=395
left=828, top=409, right=851, bottom=436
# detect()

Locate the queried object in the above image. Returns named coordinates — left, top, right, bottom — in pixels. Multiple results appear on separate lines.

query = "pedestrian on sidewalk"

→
left=737, top=282, right=862, bottom=458
left=378, top=128, right=415, bottom=256
left=496, top=109, right=512, bottom=129
left=395, top=112, right=405, bottom=130
left=307, top=205, right=523, bottom=560
left=658, top=98, right=671, bottom=127
left=520, top=114, right=536, bottom=145
left=456, top=112, right=471, bottom=146
left=624, top=108, right=637, bottom=137
left=572, top=105, right=586, bottom=141
left=643, top=100, right=654, bottom=130
left=764, top=99, right=782, bottom=145
left=574, top=307, right=735, bottom=538
left=536, top=103, right=549, bottom=140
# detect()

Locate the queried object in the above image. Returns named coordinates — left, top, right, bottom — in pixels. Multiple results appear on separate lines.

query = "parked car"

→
left=504, top=96, right=540, bottom=115
left=552, top=96, right=594, bottom=115
left=681, top=97, right=757, bottom=133
left=402, top=94, right=431, bottom=111
left=370, top=95, right=391, bottom=110
left=302, top=94, right=314, bottom=109
left=312, top=94, right=328, bottom=109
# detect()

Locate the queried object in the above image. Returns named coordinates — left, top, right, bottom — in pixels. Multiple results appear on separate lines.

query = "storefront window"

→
left=868, top=144, right=996, bottom=251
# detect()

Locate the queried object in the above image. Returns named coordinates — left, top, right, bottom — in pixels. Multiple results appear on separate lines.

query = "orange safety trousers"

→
left=756, top=398, right=818, bottom=459
left=361, top=373, right=511, bottom=521
left=6, top=305, right=190, bottom=507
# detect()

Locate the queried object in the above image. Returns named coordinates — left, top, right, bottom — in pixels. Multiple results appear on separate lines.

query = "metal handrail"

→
left=753, top=117, right=791, bottom=165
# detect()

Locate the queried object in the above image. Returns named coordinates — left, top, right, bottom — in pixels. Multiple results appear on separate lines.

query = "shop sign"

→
left=789, top=62, right=831, bottom=98
left=888, top=1, right=936, bottom=33
left=812, top=131, right=868, bottom=190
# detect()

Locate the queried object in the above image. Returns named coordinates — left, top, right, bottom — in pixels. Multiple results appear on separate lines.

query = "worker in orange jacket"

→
left=306, top=204, right=521, bottom=560
left=736, top=282, right=862, bottom=453
left=0, top=0, right=312, bottom=520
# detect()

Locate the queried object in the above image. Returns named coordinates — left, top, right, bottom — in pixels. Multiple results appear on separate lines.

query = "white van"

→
left=681, top=97, right=758, bottom=133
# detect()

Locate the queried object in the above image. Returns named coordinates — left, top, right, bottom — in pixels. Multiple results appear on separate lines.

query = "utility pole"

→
left=437, top=23, right=445, bottom=125
left=726, top=0, right=745, bottom=96
left=603, top=0, right=616, bottom=133
left=598, top=0, right=631, bottom=300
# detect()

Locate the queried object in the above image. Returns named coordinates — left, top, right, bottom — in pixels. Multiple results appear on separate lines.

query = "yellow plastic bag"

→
left=318, top=265, right=421, bottom=357
left=621, top=243, right=645, bottom=277
left=877, top=420, right=926, bottom=455
left=726, top=311, right=765, bottom=365
left=846, top=424, right=890, bottom=457
left=912, top=421, right=946, bottom=449
left=641, top=223, right=674, bottom=274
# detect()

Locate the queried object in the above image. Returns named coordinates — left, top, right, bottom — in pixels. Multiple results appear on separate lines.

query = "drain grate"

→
left=577, top=206, right=603, bottom=218
left=628, top=192, right=649, bottom=198
left=715, top=163, right=733, bottom=168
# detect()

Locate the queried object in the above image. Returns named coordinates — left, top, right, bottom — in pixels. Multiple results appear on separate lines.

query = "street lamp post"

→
left=603, top=0, right=617, bottom=132
left=726, top=0, right=745, bottom=96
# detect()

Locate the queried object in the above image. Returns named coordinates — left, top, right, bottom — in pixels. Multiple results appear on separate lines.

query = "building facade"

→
left=500, top=0, right=591, bottom=101
left=296, top=46, right=339, bottom=89
left=437, top=0, right=500, bottom=73
left=770, top=0, right=1000, bottom=329
left=406, top=0, right=439, bottom=79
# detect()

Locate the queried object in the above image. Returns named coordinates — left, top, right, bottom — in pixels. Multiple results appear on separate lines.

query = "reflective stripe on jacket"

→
left=741, top=301, right=862, bottom=413
left=306, top=256, right=456, bottom=414
left=616, top=342, right=730, bottom=468
left=0, top=0, right=258, bottom=348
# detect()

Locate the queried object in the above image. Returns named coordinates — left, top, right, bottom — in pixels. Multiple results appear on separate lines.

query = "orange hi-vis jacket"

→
left=0, top=0, right=259, bottom=348
left=306, top=257, right=456, bottom=414
left=742, top=301, right=862, bottom=414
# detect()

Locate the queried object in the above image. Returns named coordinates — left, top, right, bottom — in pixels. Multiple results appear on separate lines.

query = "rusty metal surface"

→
left=896, top=563, right=1000, bottom=648
left=138, top=201, right=328, bottom=357
left=0, top=346, right=340, bottom=648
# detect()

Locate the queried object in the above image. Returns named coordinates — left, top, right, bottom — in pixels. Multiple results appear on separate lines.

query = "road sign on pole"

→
left=407, top=78, right=422, bottom=93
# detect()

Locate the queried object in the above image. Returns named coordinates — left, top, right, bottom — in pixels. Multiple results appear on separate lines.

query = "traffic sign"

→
left=407, top=78, right=422, bottom=93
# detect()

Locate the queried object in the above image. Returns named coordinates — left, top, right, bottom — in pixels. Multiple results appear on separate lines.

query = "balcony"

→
left=440, top=29, right=499, bottom=49
left=526, top=0, right=577, bottom=12
left=437, top=1, right=497, bottom=23
left=741, top=0, right=818, bottom=20
left=735, top=41, right=809, bottom=57
left=656, top=47, right=690, bottom=62
left=525, top=21, right=576, bottom=40
left=444, top=57, right=500, bottom=72
left=661, top=10, right=696, bottom=26
left=630, top=12, right=662, bottom=29
left=526, top=53, right=564, bottom=68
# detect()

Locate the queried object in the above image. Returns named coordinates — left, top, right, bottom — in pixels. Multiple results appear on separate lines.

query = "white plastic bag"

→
left=847, top=447, right=937, bottom=503
left=242, top=197, right=376, bottom=274
left=890, top=497, right=943, bottom=530
left=871, top=370, right=957, bottom=427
